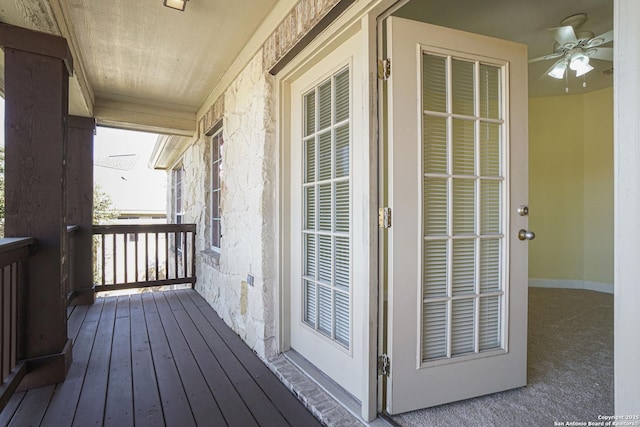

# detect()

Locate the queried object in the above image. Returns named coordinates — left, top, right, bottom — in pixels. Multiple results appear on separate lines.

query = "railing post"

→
left=67, top=117, right=97, bottom=305
left=1, top=24, right=73, bottom=389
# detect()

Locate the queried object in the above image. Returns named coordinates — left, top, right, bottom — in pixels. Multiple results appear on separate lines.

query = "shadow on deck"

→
left=0, top=289, right=321, bottom=427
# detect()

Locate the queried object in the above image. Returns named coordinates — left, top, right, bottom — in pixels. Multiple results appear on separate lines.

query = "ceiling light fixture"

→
left=547, top=61, right=567, bottom=79
left=163, top=0, right=188, bottom=11
left=569, top=53, right=594, bottom=77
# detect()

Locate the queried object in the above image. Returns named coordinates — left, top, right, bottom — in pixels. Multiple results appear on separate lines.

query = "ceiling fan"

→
left=529, top=13, right=613, bottom=83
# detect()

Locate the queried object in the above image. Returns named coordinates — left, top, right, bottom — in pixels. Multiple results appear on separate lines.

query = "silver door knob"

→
left=518, top=230, right=535, bottom=241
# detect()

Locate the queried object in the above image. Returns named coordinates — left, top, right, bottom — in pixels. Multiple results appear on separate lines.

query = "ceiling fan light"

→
left=575, top=63, right=594, bottom=77
left=547, top=62, right=567, bottom=79
left=569, top=53, right=593, bottom=76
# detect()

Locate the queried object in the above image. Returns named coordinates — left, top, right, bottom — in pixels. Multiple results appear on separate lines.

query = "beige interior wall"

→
left=528, top=87, right=613, bottom=289
left=582, top=88, right=614, bottom=285
left=529, top=94, right=585, bottom=281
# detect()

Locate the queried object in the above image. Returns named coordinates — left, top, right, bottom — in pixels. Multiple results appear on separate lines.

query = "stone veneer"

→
left=172, top=0, right=347, bottom=360
left=174, top=51, right=277, bottom=358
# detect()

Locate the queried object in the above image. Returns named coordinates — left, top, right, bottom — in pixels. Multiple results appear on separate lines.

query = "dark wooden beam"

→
left=67, top=116, right=96, bottom=306
left=0, top=23, right=73, bottom=77
left=3, top=25, right=73, bottom=388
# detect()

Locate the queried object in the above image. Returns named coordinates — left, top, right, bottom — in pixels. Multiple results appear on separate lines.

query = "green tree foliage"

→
left=93, top=184, right=119, bottom=225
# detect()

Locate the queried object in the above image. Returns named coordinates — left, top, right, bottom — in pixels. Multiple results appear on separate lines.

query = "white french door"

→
left=384, top=17, right=530, bottom=414
left=287, top=33, right=365, bottom=400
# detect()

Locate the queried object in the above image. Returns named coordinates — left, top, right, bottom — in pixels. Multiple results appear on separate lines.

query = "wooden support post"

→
left=0, top=23, right=73, bottom=389
left=67, top=116, right=96, bottom=306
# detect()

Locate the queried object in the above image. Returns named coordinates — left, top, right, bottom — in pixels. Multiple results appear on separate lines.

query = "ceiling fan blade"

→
left=588, top=47, right=614, bottom=61
left=544, top=59, right=567, bottom=79
left=528, top=52, right=564, bottom=64
left=548, top=25, right=578, bottom=46
left=587, top=30, right=613, bottom=47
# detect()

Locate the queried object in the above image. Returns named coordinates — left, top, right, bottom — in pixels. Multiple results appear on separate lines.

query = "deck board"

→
left=141, top=293, right=197, bottom=427
left=153, top=292, right=226, bottom=426
left=104, top=315, right=134, bottom=427
left=0, top=289, right=320, bottom=427
left=72, top=298, right=116, bottom=427
left=40, top=300, right=104, bottom=427
left=0, top=392, right=23, bottom=427
left=172, top=292, right=293, bottom=427
left=129, top=294, right=165, bottom=427
left=167, top=292, right=259, bottom=427
left=194, top=300, right=319, bottom=427
left=8, top=385, right=54, bottom=427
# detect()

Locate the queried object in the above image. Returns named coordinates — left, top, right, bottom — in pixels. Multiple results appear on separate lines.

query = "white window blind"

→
left=301, top=66, right=351, bottom=349
left=421, top=53, right=505, bottom=363
left=211, top=130, right=223, bottom=250
left=174, top=165, right=185, bottom=253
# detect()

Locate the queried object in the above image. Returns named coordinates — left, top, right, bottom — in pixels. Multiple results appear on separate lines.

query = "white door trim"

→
left=613, top=0, right=640, bottom=413
left=274, top=1, right=397, bottom=420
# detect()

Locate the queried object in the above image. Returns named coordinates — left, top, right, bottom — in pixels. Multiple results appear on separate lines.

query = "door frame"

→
left=275, top=0, right=397, bottom=421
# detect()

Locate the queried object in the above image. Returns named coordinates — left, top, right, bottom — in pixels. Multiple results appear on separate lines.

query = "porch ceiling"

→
left=0, top=0, right=613, bottom=137
left=0, top=0, right=280, bottom=135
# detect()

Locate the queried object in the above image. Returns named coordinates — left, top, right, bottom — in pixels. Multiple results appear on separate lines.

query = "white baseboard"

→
left=529, top=278, right=614, bottom=294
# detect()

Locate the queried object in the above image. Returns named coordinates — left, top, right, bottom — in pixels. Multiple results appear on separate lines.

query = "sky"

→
left=1, top=96, right=167, bottom=214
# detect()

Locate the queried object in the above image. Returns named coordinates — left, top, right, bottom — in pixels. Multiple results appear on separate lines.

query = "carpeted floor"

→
left=391, top=288, right=615, bottom=427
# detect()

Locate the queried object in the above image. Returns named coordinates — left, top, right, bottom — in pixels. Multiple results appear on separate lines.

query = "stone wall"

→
left=170, top=0, right=348, bottom=360
left=171, top=51, right=277, bottom=358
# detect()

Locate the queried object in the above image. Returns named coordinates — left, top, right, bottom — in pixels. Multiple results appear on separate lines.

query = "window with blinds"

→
left=211, top=129, right=223, bottom=251
left=174, top=165, right=185, bottom=254
left=421, top=52, right=505, bottom=363
left=301, top=66, right=351, bottom=349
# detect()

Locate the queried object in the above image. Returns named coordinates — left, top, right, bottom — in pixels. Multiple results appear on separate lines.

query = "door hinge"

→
left=378, top=354, right=391, bottom=376
left=378, top=207, right=392, bottom=229
left=378, top=58, right=391, bottom=80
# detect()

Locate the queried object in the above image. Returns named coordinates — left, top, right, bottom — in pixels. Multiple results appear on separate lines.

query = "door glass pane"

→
left=304, top=186, right=315, bottom=229
left=335, top=125, right=350, bottom=177
left=423, top=116, right=447, bottom=174
left=319, top=131, right=332, bottom=181
left=480, top=122, right=500, bottom=177
left=423, top=240, right=447, bottom=298
left=318, top=184, right=331, bottom=231
left=319, top=80, right=332, bottom=130
left=452, top=59, right=474, bottom=116
left=452, top=239, right=475, bottom=296
left=335, top=181, right=349, bottom=233
left=480, top=180, right=501, bottom=234
left=334, top=291, right=350, bottom=347
left=479, top=295, right=501, bottom=351
left=479, top=65, right=501, bottom=120
left=422, top=301, right=447, bottom=361
left=318, top=285, right=332, bottom=336
left=301, top=67, right=351, bottom=349
left=452, top=119, right=475, bottom=175
left=423, top=54, right=447, bottom=113
left=304, top=280, right=316, bottom=327
left=480, top=239, right=501, bottom=293
left=304, top=234, right=316, bottom=278
left=424, top=178, right=448, bottom=235
left=305, top=137, right=316, bottom=183
left=452, top=178, right=475, bottom=235
left=304, top=92, right=316, bottom=136
left=335, top=69, right=350, bottom=122
left=451, top=298, right=475, bottom=355
left=421, top=51, right=505, bottom=363
left=318, top=235, right=331, bottom=284
left=334, top=236, right=349, bottom=291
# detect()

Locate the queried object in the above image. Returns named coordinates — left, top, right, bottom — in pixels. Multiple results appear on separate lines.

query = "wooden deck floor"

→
left=0, top=289, right=321, bottom=427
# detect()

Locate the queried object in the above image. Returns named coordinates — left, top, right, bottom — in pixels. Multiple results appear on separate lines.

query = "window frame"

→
left=210, top=128, right=223, bottom=252
left=173, top=164, right=185, bottom=255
